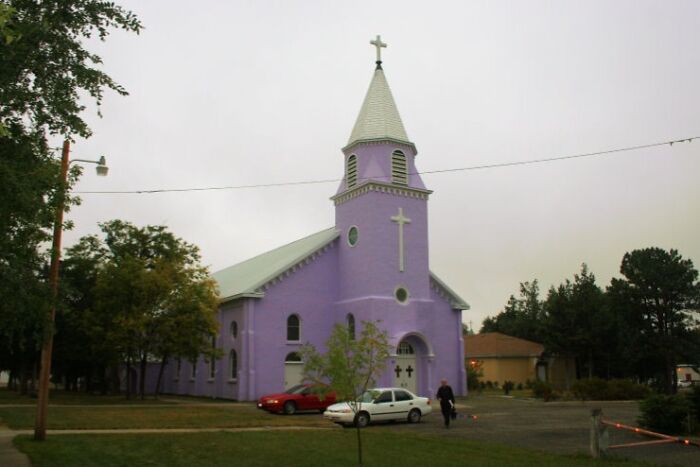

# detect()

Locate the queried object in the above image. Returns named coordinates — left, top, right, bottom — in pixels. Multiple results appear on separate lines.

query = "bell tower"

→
left=333, top=36, right=432, bottom=307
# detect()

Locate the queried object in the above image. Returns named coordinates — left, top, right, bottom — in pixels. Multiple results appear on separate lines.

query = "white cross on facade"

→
left=370, top=35, right=387, bottom=62
left=390, top=207, right=411, bottom=272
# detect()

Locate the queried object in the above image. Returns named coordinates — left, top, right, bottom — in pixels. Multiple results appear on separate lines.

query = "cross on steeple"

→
left=370, top=35, right=387, bottom=66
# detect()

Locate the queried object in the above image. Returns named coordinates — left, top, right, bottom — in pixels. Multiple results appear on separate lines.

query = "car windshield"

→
left=358, top=390, right=381, bottom=403
left=284, top=384, right=307, bottom=395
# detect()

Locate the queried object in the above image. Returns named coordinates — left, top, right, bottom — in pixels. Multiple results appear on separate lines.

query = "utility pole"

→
left=34, top=139, right=70, bottom=440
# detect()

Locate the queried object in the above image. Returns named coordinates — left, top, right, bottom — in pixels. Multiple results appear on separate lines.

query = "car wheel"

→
left=283, top=401, right=297, bottom=415
left=355, top=412, right=370, bottom=428
left=318, top=409, right=325, bottom=414
left=408, top=408, right=421, bottom=423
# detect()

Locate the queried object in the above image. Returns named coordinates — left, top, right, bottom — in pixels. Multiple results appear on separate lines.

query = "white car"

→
left=323, top=387, right=432, bottom=427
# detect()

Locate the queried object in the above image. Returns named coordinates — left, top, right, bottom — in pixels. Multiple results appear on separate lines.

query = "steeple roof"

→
left=347, top=66, right=411, bottom=148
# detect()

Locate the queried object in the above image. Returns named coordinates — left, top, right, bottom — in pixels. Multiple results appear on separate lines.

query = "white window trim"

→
left=347, top=225, right=359, bottom=247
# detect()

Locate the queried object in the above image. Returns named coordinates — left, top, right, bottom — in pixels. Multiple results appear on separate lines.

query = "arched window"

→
left=209, top=336, right=217, bottom=379
left=285, top=352, right=302, bottom=362
left=175, top=358, right=181, bottom=381
left=391, top=150, right=408, bottom=185
left=397, top=341, right=415, bottom=355
left=347, top=313, right=355, bottom=340
left=230, top=350, right=238, bottom=380
left=287, top=314, right=300, bottom=341
left=346, top=154, right=358, bottom=188
left=230, top=320, right=238, bottom=340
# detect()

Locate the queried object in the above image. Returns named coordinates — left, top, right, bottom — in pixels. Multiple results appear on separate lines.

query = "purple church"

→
left=157, top=37, right=469, bottom=401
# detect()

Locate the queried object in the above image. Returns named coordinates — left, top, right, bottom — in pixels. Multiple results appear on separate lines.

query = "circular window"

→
left=347, top=226, right=359, bottom=247
left=395, top=287, right=409, bottom=304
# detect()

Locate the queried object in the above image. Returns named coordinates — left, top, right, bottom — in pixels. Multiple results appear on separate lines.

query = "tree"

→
left=0, top=0, right=141, bottom=390
left=480, top=280, right=544, bottom=343
left=300, top=321, right=391, bottom=466
left=607, top=248, right=700, bottom=394
left=543, top=264, right=607, bottom=383
left=68, top=220, right=220, bottom=399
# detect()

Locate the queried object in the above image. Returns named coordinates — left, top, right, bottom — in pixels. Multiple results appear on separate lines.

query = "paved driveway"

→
left=372, top=395, right=700, bottom=467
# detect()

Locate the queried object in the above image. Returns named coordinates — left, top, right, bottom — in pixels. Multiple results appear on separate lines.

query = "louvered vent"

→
left=346, top=154, right=358, bottom=188
left=391, top=150, right=408, bottom=185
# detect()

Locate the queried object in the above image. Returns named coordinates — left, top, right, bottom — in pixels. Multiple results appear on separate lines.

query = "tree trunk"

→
left=139, top=356, right=147, bottom=400
left=155, top=356, right=168, bottom=398
left=587, top=349, right=594, bottom=380
left=355, top=424, right=363, bottom=466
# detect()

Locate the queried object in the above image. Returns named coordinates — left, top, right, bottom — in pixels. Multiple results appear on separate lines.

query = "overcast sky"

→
left=63, top=0, right=700, bottom=330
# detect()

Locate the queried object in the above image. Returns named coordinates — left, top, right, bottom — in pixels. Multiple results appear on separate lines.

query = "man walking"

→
left=436, top=378, right=455, bottom=428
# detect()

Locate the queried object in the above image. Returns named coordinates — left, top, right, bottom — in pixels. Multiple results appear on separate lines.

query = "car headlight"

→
left=267, top=399, right=278, bottom=404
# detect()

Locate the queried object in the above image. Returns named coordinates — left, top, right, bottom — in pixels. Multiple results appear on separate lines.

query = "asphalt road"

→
left=370, top=395, right=700, bottom=467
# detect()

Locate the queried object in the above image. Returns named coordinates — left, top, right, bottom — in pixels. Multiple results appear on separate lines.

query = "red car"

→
left=257, top=384, right=336, bottom=415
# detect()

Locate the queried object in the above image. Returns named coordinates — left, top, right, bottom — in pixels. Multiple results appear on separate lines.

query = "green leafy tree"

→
left=607, top=248, right=700, bottom=394
left=480, top=280, right=544, bottom=343
left=0, top=0, right=141, bottom=389
left=71, top=220, right=220, bottom=399
left=300, top=321, right=391, bottom=466
left=543, top=265, right=607, bottom=383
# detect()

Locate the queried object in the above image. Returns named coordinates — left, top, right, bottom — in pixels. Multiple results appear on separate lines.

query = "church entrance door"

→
left=393, top=341, right=417, bottom=394
left=284, top=352, right=304, bottom=389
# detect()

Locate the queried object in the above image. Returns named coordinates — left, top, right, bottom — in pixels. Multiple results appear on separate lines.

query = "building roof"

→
left=464, top=332, right=545, bottom=358
left=212, top=227, right=468, bottom=310
left=347, top=67, right=411, bottom=148
left=213, top=228, right=339, bottom=303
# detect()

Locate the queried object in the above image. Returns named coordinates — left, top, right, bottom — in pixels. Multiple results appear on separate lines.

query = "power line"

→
left=76, top=136, right=697, bottom=195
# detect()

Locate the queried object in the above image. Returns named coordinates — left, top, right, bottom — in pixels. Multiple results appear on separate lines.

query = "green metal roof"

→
left=212, top=227, right=469, bottom=311
left=213, top=227, right=339, bottom=303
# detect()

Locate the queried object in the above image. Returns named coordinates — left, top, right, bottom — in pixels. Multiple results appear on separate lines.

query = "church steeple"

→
left=346, top=36, right=413, bottom=150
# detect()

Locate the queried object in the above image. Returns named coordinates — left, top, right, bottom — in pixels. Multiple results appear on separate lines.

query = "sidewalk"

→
left=0, top=428, right=30, bottom=467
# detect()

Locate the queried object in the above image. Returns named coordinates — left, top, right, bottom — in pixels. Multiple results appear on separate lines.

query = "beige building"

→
left=464, top=332, right=575, bottom=389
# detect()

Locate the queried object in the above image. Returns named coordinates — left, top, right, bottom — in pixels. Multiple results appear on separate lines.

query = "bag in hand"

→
left=450, top=407, right=457, bottom=420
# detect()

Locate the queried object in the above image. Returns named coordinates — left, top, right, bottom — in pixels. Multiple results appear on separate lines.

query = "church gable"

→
left=430, top=272, right=470, bottom=310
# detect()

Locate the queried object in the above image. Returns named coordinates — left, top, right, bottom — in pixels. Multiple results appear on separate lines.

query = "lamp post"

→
left=34, top=140, right=108, bottom=441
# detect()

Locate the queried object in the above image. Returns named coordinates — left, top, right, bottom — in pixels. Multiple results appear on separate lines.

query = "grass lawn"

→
left=14, top=431, right=657, bottom=467
left=0, top=404, right=327, bottom=430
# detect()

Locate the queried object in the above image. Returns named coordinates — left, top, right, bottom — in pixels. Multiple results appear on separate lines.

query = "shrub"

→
left=532, top=380, right=557, bottom=401
left=606, top=379, right=650, bottom=400
left=572, top=378, right=608, bottom=400
left=516, top=383, right=523, bottom=391
left=485, top=381, right=493, bottom=389
left=572, top=378, right=649, bottom=401
left=466, top=360, right=483, bottom=391
left=503, top=381, right=515, bottom=395
left=688, top=386, right=700, bottom=433
left=638, top=394, right=691, bottom=434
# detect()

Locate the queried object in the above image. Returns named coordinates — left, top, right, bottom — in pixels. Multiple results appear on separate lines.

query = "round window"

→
left=348, top=226, right=359, bottom=247
left=395, top=287, right=409, bottom=304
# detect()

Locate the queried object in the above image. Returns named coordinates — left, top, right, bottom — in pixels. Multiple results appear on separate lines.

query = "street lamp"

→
left=34, top=140, right=109, bottom=441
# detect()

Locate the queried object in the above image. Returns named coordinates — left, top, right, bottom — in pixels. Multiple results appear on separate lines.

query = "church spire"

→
left=346, top=36, right=412, bottom=149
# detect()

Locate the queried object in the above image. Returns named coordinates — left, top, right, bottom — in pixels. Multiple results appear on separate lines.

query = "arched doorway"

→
left=284, top=352, right=303, bottom=389
left=394, top=341, right=417, bottom=393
